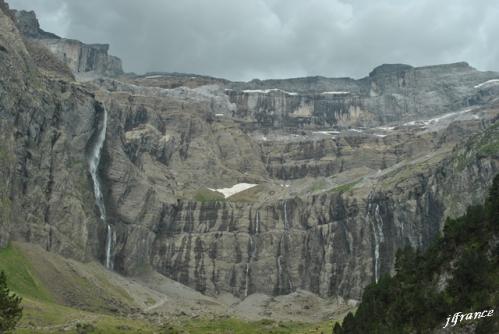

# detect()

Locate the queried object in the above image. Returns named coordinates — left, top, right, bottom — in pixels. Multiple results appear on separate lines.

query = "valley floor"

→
left=0, top=242, right=351, bottom=333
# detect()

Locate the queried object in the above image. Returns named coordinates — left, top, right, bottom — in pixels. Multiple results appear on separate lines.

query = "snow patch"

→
left=377, top=126, right=396, bottom=131
left=145, top=75, right=163, bottom=79
left=474, top=79, right=499, bottom=89
left=312, top=130, right=341, bottom=135
left=209, top=183, right=258, bottom=198
left=320, top=91, right=350, bottom=95
left=243, top=89, right=298, bottom=96
left=403, top=108, right=474, bottom=127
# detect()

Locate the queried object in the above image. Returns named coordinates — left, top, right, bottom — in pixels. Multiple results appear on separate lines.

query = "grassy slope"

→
left=0, top=243, right=336, bottom=333
left=178, top=318, right=335, bottom=334
left=0, top=244, right=53, bottom=302
left=0, top=243, right=157, bottom=333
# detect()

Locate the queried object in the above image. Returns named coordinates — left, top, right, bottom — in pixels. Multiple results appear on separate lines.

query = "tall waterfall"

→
left=255, top=211, right=260, bottom=234
left=105, top=225, right=113, bottom=269
left=88, top=106, right=113, bottom=270
left=244, top=263, right=250, bottom=297
left=244, top=230, right=257, bottom=297
left=250, top=235, right=256, bottom=258
left=373, top=204, right=385, bottom=283
left=372, top=220, right=380, bottom=283
left=365, top=192, right=385, bottom=283
left=283, top=200, right=289, bottom=230
left=244, top=211, right=264, bottom=297
left=277, top=255, right=283, bottom=278
left=278, top=201, right=294, bottom=293
left=89, top=107, right=107, bottom=221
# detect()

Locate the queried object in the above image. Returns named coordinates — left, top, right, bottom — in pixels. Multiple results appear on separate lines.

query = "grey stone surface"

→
left=2, top=1, right=499, bottom=307
left=12, top=9, right=123, bottom=77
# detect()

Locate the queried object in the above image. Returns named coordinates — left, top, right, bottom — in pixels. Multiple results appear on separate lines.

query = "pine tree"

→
left=331, top=174, right=499, bottom=333
left=0, top=271, right=22, bottom=333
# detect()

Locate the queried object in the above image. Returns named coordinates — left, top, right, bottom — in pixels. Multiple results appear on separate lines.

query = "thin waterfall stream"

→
left=88, top=106, right=113, bottom=270
left=244, top=211, right=260, bottom=297
left=279, top=200, right=294, bottom=293
left=373, top=204, right=385, bottom=283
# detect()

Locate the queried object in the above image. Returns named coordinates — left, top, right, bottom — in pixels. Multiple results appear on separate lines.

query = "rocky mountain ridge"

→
left=1, top=0, right=499, bottom=319
left=13, top=9, right=123, bottom=78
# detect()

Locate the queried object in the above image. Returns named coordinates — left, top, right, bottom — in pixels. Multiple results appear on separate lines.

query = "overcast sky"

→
left=8, top=0, right=499, bottom=81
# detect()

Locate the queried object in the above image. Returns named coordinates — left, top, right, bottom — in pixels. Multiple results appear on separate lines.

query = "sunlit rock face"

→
left=2, top=0, right=499, bottom=302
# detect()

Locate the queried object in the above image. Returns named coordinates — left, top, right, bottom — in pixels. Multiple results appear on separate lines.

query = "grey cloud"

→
left=8, top=0, right=499, bottom=80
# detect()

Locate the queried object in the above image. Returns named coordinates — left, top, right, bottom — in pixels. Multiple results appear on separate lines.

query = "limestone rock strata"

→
left=92, top=75, right=499, bottom=300
left=42, top=39, right=123, bottom=77
left=0, top=2, right=104, bottom=260
left=224, top=63, right=498, bottom=128
left=2, top=0, right=499, bottom=304
left=13, top=9, right=123, bottom=77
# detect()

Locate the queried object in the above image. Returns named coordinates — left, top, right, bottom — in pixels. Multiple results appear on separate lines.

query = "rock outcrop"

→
left=13, top=9, right=123, bottom=77
left=224, top=62, right=497, bottom=128
left=2, top=0, right=499, bottom=306
left=91, top=74, right=499, bottom=300
left=40, top=38, right=123, bottom=77
left=0, top=0, right=104, bottom=260
left=13, top=9, right=58, bottom=39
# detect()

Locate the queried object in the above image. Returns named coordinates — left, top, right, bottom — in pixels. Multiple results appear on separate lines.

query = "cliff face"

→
left=333, top=175, right=499, bottom=334
left=40, top=39, right=123, bottom=77
left=225, top=62, right=497, bottom=128
left=0, top=1, right=103, bottom=260
left=13, top=9, right=123, bottom=77
left=90, top=75, right=499, bottom=300
left=12, top=9, right=58, bottom=39
left=2, top=0, right=499, bottom=305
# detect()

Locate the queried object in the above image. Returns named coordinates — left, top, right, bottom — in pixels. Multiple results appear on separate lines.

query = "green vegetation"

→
left=381, top=152, right=446, bottom=189
left=15, top=299, right=159, bottom=334
left=333, top=175, right=499, bottom=333
left=14, top=311, right=335, bottom=334
left=0, top=192, right=10, bottom=227
left=476, top=122, right=499, bottom=158
left=194, top=188, right=226, bottom=202
left=331, top=181, right=359, bottom=194
left=0, top=245, right=53, bottom=302
left=0, top=243, right=137, bottom=314
left=455, top=122, right=499, bottom=171
left=0, top=244, right=337, bottom=333
left=0, top=271, right=23, bottom=333
left=0, top=142, right=13, bottom=228
left=454, top=150, right=472, bottom=172
left=171, top=317, right=335, bottom=334
left=0, top=244, right=157, bottom=333
left=478, top=141, right=499, bottom=157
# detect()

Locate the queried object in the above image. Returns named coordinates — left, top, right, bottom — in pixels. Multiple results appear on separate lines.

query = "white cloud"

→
left=7, top=0, right=499, bottom=80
